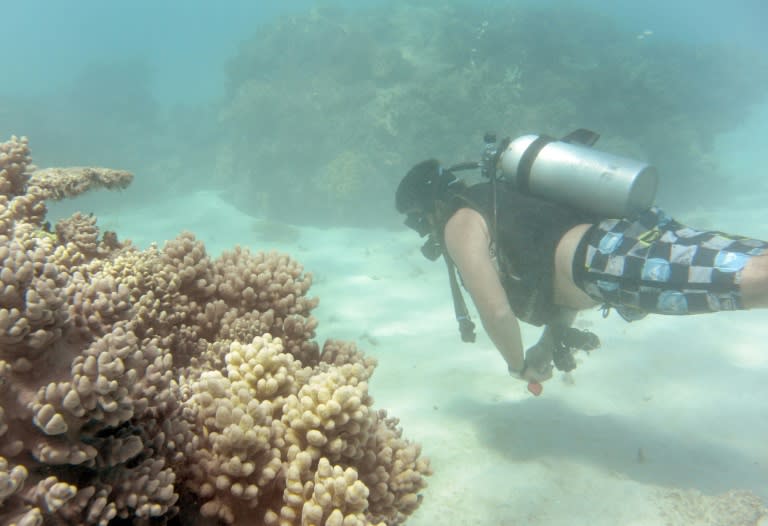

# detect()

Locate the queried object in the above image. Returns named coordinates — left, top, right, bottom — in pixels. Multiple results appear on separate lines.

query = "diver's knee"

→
left=740, top=254, right=768, bottom=308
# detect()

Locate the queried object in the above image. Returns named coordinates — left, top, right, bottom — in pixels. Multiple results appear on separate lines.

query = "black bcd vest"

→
left=453, top=182, right=597, bottom=326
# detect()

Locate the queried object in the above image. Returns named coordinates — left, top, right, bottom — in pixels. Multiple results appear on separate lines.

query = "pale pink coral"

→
left=0, top=135, right=431, bottom=526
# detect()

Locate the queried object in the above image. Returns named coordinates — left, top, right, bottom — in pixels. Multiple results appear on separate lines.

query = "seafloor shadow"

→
left=452, top=397, right=767, bottom=500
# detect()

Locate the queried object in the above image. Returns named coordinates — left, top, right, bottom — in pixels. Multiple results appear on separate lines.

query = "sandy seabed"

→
left=50, top=184, right=768, bottom=526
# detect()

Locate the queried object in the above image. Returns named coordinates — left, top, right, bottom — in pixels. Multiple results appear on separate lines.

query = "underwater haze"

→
left=2, top=0, right=767, bottom=225
left=1, top=1, right=767, bottom=525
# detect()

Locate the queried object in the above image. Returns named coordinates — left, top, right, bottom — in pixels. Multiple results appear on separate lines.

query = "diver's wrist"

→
left=508, top=361, right=527, bottom=379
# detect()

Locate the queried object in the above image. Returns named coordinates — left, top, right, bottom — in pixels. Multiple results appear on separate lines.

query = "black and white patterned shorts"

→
left=573, top=207, right=767, bottom=318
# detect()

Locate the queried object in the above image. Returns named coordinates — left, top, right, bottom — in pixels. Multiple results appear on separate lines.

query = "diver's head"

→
left=395, top=159, right=462, bottom=237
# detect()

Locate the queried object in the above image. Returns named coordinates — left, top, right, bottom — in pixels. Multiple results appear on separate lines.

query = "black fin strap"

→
left=444, top=254, right=476, bottom=343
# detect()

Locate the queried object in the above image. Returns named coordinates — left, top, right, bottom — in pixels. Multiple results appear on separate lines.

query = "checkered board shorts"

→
left=575, top=207, right=767, bottom=317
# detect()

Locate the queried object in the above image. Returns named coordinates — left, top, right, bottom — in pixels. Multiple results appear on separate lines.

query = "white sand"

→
left=49, top=186, right=768, bottom=525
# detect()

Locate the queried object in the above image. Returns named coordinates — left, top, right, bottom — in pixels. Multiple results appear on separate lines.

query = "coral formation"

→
left=29, top=167, right=133, bottom=201
left=0, top=135, right=430, bottom=525
left=313, top=150, right=372, bottom=210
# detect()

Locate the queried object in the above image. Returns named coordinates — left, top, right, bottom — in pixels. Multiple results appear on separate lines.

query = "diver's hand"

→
left=508, top=340, right=554, bottom=383
left=522, top=340, right=554, bottom=383
left=561, top=328, right=600, bottom=351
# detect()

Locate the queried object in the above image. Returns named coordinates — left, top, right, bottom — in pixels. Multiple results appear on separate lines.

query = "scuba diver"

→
left=395, top=130, right=768, bottom=393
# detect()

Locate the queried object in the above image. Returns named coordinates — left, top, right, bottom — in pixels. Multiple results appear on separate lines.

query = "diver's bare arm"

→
left=444, top=209, right=525, bottom=372
left=478, top=307, right=526, bottom=373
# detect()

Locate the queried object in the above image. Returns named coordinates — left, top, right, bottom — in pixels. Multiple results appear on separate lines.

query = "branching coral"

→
left=0, top=135, right=431, bottom=525
left=175, top=335, right=429, bottom=525
left=29, top=167, right=133, bottom=201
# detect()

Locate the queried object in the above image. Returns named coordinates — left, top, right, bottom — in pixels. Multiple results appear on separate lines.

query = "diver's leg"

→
left=740, top=254, right=768, bottom=308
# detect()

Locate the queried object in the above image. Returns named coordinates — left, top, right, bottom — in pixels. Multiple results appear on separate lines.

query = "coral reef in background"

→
left=311, top=151, right=373, bottom=222
left=218, top=1, right=768, bottom=226
left=4, top=3, right=764, bottom=229
left=0, top=136, right=431, bottom=525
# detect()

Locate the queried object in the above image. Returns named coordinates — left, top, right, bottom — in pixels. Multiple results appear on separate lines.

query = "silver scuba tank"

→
left=498, top=134, right=658, bottom=218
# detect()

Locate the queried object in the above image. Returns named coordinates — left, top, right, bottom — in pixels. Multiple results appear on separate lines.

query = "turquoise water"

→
left=1, top=1, right=306, bottom=103
left=2, top=1, right=764, bottom=103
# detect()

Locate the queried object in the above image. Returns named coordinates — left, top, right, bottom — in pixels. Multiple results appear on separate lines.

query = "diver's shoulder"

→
left=445, top=207, right=489, bottom=241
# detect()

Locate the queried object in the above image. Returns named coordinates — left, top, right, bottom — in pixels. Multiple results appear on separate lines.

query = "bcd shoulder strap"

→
left=443, top=254, right=476, bottom=343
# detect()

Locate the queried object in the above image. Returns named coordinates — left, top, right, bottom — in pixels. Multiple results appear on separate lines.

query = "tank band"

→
left=516, top=135, right=554, bottom=194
